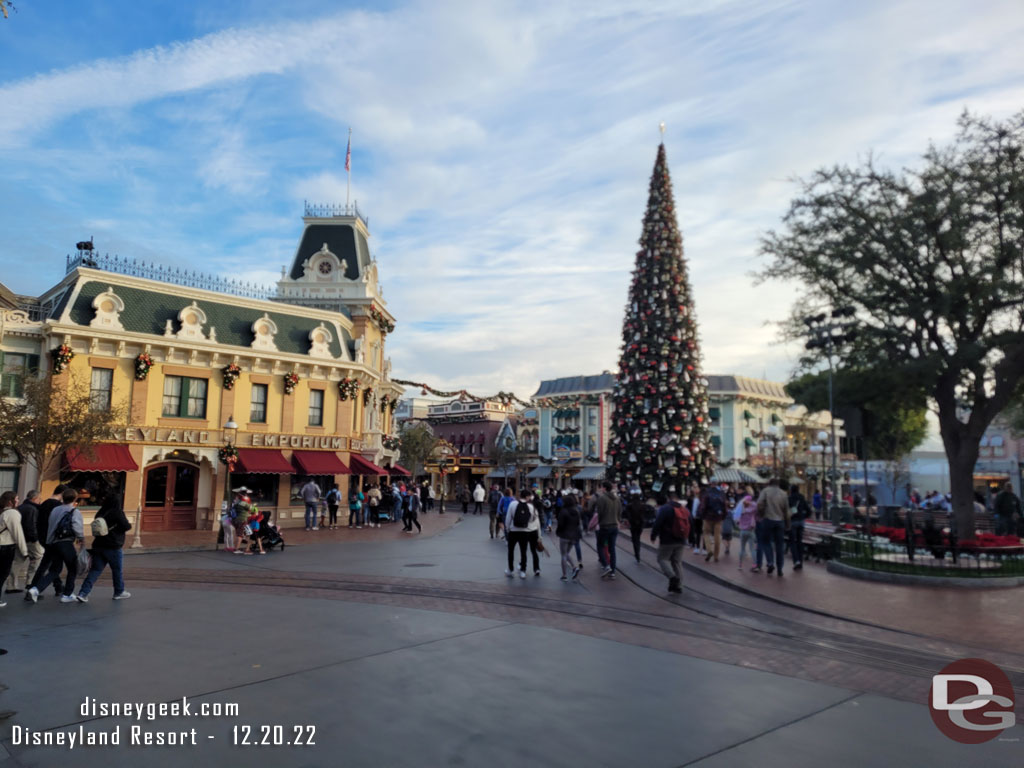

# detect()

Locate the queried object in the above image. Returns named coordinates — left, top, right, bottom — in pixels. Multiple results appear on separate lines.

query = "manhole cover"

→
left=403, top=563, right=436, bottom=568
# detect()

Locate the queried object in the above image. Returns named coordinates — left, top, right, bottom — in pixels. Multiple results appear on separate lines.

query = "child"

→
left=247, top=507, right=265, bottom=555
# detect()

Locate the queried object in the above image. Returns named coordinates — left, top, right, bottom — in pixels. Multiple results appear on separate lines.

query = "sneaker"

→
left=312, top=526, right=319, bottom=531
left=518, top=570, right=526, bottom=579
left=356, top=525, right=363, bottom=529
left=635, top=558, right=641, bottom=565
left=793, top=563, right=803, bottom=571
left=571, top=565, right=582, bottom=581
left=113, top=592, right=132, bottom=600
left=767, top=565, right=775, bottom=574
left=305, top=527, right=310, bottom=531
left=27, top=587, right=38, bottom=603
left=60, top=595, right=76, bottom=603
left=601, top=566, right=612, bottom=576
left=75, top=594, right=89, bottom=603
left=534, top=570, right=541, bottom=577
left=750, top=566, right=761, bottom=573
left=224, top=548, right=235, bottom=553
left=0, top=601, right=6, bottom=607
left=505, top=569, right=514, bottom=577
left=560, top=575, right=568, bottom=582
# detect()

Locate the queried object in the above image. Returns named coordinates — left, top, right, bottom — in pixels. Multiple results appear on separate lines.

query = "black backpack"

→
left=512, top=501, right=532, bottom=528
left=53, top=509, right=75, bottom=541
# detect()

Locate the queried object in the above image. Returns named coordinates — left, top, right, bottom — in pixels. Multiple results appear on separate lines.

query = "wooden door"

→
left=143, top=462, right=199, bottom=531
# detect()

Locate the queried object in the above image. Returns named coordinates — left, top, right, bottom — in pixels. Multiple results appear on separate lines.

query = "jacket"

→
left=17, top=500, right=39, bottom=543
left=756, top=486, right=789, bottom=523
left=90, top=498, right=133, bottom=550
left=0, top=508, right=28, bottom=556
left=555, top=507, right=581, bottom=541
left=506, top=500, right=540, bottom=532
left=472, top=485, right=486, bottom=502
left=35, top=497, right=60, bottom=543
left=488, top=489, right=501, bottom=511
left=788, top=492, right=811, bottom=523
left=595, top=491, right=622, bottom=529
left=625, top=498, right=647, bottom=530
left=301, top=482, right=321, bottom=503
left=995, top=491, right=1022, bottom=518
left=651, top=502, right=686, bottom=545
left=46, top=503, right=84, bottom=543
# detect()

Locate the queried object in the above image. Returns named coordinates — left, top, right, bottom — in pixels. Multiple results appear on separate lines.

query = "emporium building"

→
left=0, top=205, right=403, bottom=531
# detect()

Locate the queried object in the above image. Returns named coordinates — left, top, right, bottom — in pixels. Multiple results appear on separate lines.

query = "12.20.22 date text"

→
left=233, top=725, right=316, bottom=746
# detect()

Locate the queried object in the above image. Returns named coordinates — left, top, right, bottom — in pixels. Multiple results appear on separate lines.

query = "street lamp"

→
left=808, top=429, right=830, bottom=496
left=758, top=425, right=790, bottom=477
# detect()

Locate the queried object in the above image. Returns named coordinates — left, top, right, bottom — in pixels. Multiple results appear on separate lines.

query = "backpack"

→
left=512, top=501, right=532, bottom=528
left=91, top=516, right=109, bottom=537
left=704, top=487, right=726, bottom=519
left=327, top=489, right=339, bottom=505
left=670, top=502, right=691, bottom=540
left=53, top=509, right=75, bottom=541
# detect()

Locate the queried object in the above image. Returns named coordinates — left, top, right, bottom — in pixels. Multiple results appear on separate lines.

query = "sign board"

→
left=554, top=445, right=570, bottom=459
left=569, top=451, right=582, bottom=459
left=470, top=468, right=489, bottom=475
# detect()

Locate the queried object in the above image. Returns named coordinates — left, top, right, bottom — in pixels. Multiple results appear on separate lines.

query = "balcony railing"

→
left=303, top=200, right=368, bottom=227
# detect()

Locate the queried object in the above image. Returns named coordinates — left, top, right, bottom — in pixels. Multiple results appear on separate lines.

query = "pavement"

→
left=1, top=513, right=1022, bottom=767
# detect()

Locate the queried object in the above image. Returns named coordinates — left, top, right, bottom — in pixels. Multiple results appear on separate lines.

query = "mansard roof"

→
left=288, top=222, right=372, bottom=281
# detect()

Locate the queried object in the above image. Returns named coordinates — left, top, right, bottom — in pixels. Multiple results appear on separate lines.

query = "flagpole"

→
left=346, top=127, right=352, bottom=210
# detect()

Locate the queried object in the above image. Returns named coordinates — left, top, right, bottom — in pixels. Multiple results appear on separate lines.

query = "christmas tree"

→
left=607, top=143, right=714, bottom=496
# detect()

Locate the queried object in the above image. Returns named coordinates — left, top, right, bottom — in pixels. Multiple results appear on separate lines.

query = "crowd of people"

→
left=0, top=484, right=132, bottom=607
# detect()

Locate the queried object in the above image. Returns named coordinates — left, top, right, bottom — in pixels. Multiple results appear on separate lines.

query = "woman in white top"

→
left=0, top=491, right=29, bottom=608
left=504, top=490, right=541, bottom=578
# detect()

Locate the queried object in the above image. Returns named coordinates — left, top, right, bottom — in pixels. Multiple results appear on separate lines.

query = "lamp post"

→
left=808, top=430, right=831, bottom=509
left=759, top=425, right=790, bottom=478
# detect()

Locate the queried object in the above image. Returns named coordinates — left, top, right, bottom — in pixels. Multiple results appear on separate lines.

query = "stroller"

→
left=255, top=509, right=286, bottom=552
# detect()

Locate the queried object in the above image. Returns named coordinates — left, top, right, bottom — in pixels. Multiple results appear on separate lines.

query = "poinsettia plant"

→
left=134, top=352, right=154, bottom=381
left=283, top=372, right=299, bottom=395
left=338, top=377, right=360, bottom=401
left=369, top=304, right=396, bottom=335
left=52, top=344, right=74, bottom=375
left=222, top=363, right=241, bottom=390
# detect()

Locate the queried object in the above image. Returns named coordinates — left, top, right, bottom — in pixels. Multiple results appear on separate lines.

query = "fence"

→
left=831, top=532, right=1024, bottom=578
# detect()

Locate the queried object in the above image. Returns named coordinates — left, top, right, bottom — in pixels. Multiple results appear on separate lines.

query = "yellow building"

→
left=6, top=207, right=404, bottom=531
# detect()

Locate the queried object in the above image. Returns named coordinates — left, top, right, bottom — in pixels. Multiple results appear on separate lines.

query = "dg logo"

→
left=930, top=658, right=1016, bottom=744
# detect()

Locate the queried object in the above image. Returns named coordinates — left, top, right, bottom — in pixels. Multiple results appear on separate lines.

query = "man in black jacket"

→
left=651, top=493, right=687, bottom=593
left=26, top=485, right=66, bottom=600
left=788, top=486, right=812, bottom=571
left=5, top=490, right=41, bottom=593
left=74, top=488, right=132, bottom=602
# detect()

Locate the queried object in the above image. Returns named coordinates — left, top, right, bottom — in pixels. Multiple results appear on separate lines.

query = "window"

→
left=89, top=367, right=113, bottom=412
left=308, top=389, right=324, bottom=426
left=250, top=383, right=268, bottom=423
left=0, top=352, right=39, bottom=397
left=231, top=472, right=279, bottom=508
left=588, top=409, right=597, bottom=427
left=162, top=376, right=207, bottom=418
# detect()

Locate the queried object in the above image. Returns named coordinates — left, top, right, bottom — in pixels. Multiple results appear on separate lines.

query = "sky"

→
left=2, top=0, right=1023, bottom=442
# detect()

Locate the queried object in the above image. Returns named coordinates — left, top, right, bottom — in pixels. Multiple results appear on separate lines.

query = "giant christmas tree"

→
left=607, top=143, right=715, bottom=496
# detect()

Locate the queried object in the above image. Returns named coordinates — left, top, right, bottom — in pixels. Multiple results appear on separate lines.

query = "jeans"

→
left=78, top=548, right=125, bottom=597
left=630, top=527, right=643, bottom=561
left=738, top=529, right=756, bottom=567
left=755, top=519, right=767, bottom=568
left=34, top=541, right=78, bottom=597
left=348, top=507, right=362, bottom=526
left=404, top=510, right=421, bottom=532
left=474, top=501, right=483, bottom=515
left=574, top=539, right=582, bottom=563
left=328, top=504, right=339, bottom=526
left=221, top=516, right=236, bottom=550
left=596, top=527, right=619, bottom=572
left=304, top=502, right=318, bottom=529
left=559, top=538, right=578, bottom=576
left=489, top=511, right=498, bottom=538
left=507, top=531, right=540, bottom=573
left=762, top=519, right=786, bottom=573
left=656, top=543, right=685, bottom=582
left=789, top=521, right=805, bottom=566
left=690, top=518, right=704, bottom=549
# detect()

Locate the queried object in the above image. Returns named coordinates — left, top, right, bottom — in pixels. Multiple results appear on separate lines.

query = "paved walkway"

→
left=2, top=515, right=1021, bottom=767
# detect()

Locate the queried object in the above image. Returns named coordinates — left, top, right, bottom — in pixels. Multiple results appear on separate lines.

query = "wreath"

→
left=52, top=344, right=74, bottom=375
left=382, top=435, right=401, bottom=451
left=222, top=363, right=241, bottom=391
left=363, top=387, right=374, bottom=405
left=218, top=444, right=239, bottom=467
left=338, top=377, right=360, bottom=401
left=134, top=352, right=154, bottom=381
left=369, top=304, right=396, bottom=335
left=283, top=372, right=299, bottom=395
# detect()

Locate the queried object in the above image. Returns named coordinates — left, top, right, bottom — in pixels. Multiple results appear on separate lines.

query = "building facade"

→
left=425, top=398, right=516, bottom=493
left=1, top=207, right=403, bottom=531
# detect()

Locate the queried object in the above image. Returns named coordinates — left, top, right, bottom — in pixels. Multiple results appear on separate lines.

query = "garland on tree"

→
left=607, top=143, right=714, bottom=495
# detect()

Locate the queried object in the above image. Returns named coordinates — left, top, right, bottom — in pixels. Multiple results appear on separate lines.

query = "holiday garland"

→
left=363, top=387, right=375, bottom=406
left=338, top=377, right=360, bottom=401
left=379, top=393, right=391, bottom=412
left=134, top=353, right=154, bottom=381
left=52, top=344, right=74, bottom=374
left=390, top=379, right=531, bottom=407
left=283, top=372, right=299, bottom=395
left=382, top=435, right=401, bottom=451
left=222, top=363, right=241, bottom=390
left=369, top=304, right=396, bottom=335
left=218, top=443, right=239, bottom=467
left=607, top=143, right=714, bottom=496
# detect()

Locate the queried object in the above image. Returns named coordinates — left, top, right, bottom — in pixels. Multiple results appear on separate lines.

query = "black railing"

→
left=303, top=200, right=368, bottom=226
left=65, top=252, right=277, bottom=301
left=832, top=532, right=1024, bottom=578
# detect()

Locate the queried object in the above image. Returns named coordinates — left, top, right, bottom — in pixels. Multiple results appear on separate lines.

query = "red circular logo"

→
left=929, top=658, right=1016, bottom=744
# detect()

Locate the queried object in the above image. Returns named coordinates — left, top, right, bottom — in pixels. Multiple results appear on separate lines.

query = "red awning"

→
left=292, top=450, right=351, bottom=475
left=64, top=444, right=138, bottom=472
left=349, top=455, right=388, bottom=476
left=236, top=448, right=293, bottom=474
left=390, top=464, right=411, bottom=477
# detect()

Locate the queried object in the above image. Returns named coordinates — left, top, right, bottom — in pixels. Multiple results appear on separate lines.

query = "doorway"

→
left=143, top=461, right=199, bottom=531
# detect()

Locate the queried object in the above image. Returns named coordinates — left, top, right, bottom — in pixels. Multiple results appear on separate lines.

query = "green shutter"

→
left=743, top=409, right=755, bottom=421
left=711, top=435, right=722, bottom=447
left=771, top=413, right=781, bottom=424
left=744, top=437, right=756, bottom=448
left=708, top=407, right=721, bottom=420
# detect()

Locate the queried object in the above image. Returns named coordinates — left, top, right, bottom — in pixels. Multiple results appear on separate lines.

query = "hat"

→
left=232, top=486, right=252, bottom=494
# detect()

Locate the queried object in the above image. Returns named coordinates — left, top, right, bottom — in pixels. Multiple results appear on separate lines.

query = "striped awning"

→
left=527, top=466, right=552, bottom=479
left=64, top=444, right=138, bottom=472
left=574, top=466, right=605, bottom=480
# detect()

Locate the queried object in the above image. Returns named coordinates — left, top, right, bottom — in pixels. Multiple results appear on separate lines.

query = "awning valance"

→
left=710, top=468, right=747, bottom=484
left=64, top=444, right=138, bottom=473
left=236, top=449, right=293, bottom=475
left=349, top=455, right=388, bottom=476
left=390, top=464, right=412, bottom=477
left=744, top=437, right=757, bottom=448
left=574, top=466, right=605, bottom=480
left=487, top=468, right=515, bottom=479
left=292, top=450, right=350, bottom=476
left=527, top=466, right=552, bottom=479
left=743, top=410, right=755, bottom=421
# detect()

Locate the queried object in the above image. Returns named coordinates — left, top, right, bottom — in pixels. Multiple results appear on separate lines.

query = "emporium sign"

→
left=113, top=426, right=346, bottom=450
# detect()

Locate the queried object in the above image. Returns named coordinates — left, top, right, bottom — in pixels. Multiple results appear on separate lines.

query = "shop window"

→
left=58, top=470, right=126, bottom=510
left=0, top=467, right=18, bottom=494
left=230, top=472, right=279, bottom=508
left=162, top=376, right=207, bottom=419
left=0, top=352, right=39, bottom=398
left=250, top=383, right=268, bottom=423
left=90, top=367, right=113, bottom=412
left=289, top=475, right=334, bottom=504
left=308, top=389, right=324, bottom=426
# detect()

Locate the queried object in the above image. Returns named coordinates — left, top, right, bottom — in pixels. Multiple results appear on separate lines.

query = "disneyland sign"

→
left=114, top=427, right=346, bottom=451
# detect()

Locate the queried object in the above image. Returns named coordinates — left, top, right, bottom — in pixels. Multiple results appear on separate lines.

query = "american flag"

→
left=345, top=131, right=351, bottom=173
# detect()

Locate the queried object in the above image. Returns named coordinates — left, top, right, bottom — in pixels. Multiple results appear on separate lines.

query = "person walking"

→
left=0, top=492, right=28, bottom=607
left=625, top=491, right=646, bottom=565
left=28, top=487, right=83, bottom=603
left=651, top=493, right=688, bottom=593
left=420, top=482, right=430, bottom=515
left=994, top=482, right=1022, bottom=536
left=700, top=485, right=727, bottom=563
left=496, top=487, right=513, bottom=540
left=735, top=493, right=758, bottom=571
left=472, top=483, right=485, bottom=515
left=5, top=489, right=41, bottom=593
left=367, top=483, right=382, bottom=527
left=326, top=484, right=341, bottom=529
left=459, top=485, right=471, bottom=515
left=788, top=485, right=811, bottom=570
left=348, top=487, right=364, bottom=528
left=594, top=482, right=623, bottom=579
left=27, top=485, right=67, bottom=600
left=755, top=479, right=790, bottom=576
left=487, top=485, right=502, bottom=539
left=556, top=493, right=582, bottom=581
left=505, top=489, right=541, bottom=578
left=75, top=486, right=133, bottom=602
left=403, top=490, right=422, bottom=533
left=688, top=485, right=704, bottom=555
left=300, top=478, right=321, bottom=531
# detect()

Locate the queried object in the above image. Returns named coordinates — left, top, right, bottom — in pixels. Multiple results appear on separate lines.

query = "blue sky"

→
left=2, top=0, right=1023, bottom=430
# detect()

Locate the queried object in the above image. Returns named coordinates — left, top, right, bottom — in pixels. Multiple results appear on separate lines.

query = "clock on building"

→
left=318, top=260, right=333, bottom=275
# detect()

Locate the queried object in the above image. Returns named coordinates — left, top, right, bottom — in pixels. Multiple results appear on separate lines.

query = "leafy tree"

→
left=0, top=372, right=128, bottom=483
left=488, top=434, right=529, bottom=493
left=786, top=369, right=928, bottom=461
left=396, top=421, right=438, bottom=479
left=761, top=111, right=1024, bottom=535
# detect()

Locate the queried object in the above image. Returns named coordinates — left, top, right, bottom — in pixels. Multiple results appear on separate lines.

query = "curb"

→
left=827, top=559, right=1024, bottom=589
